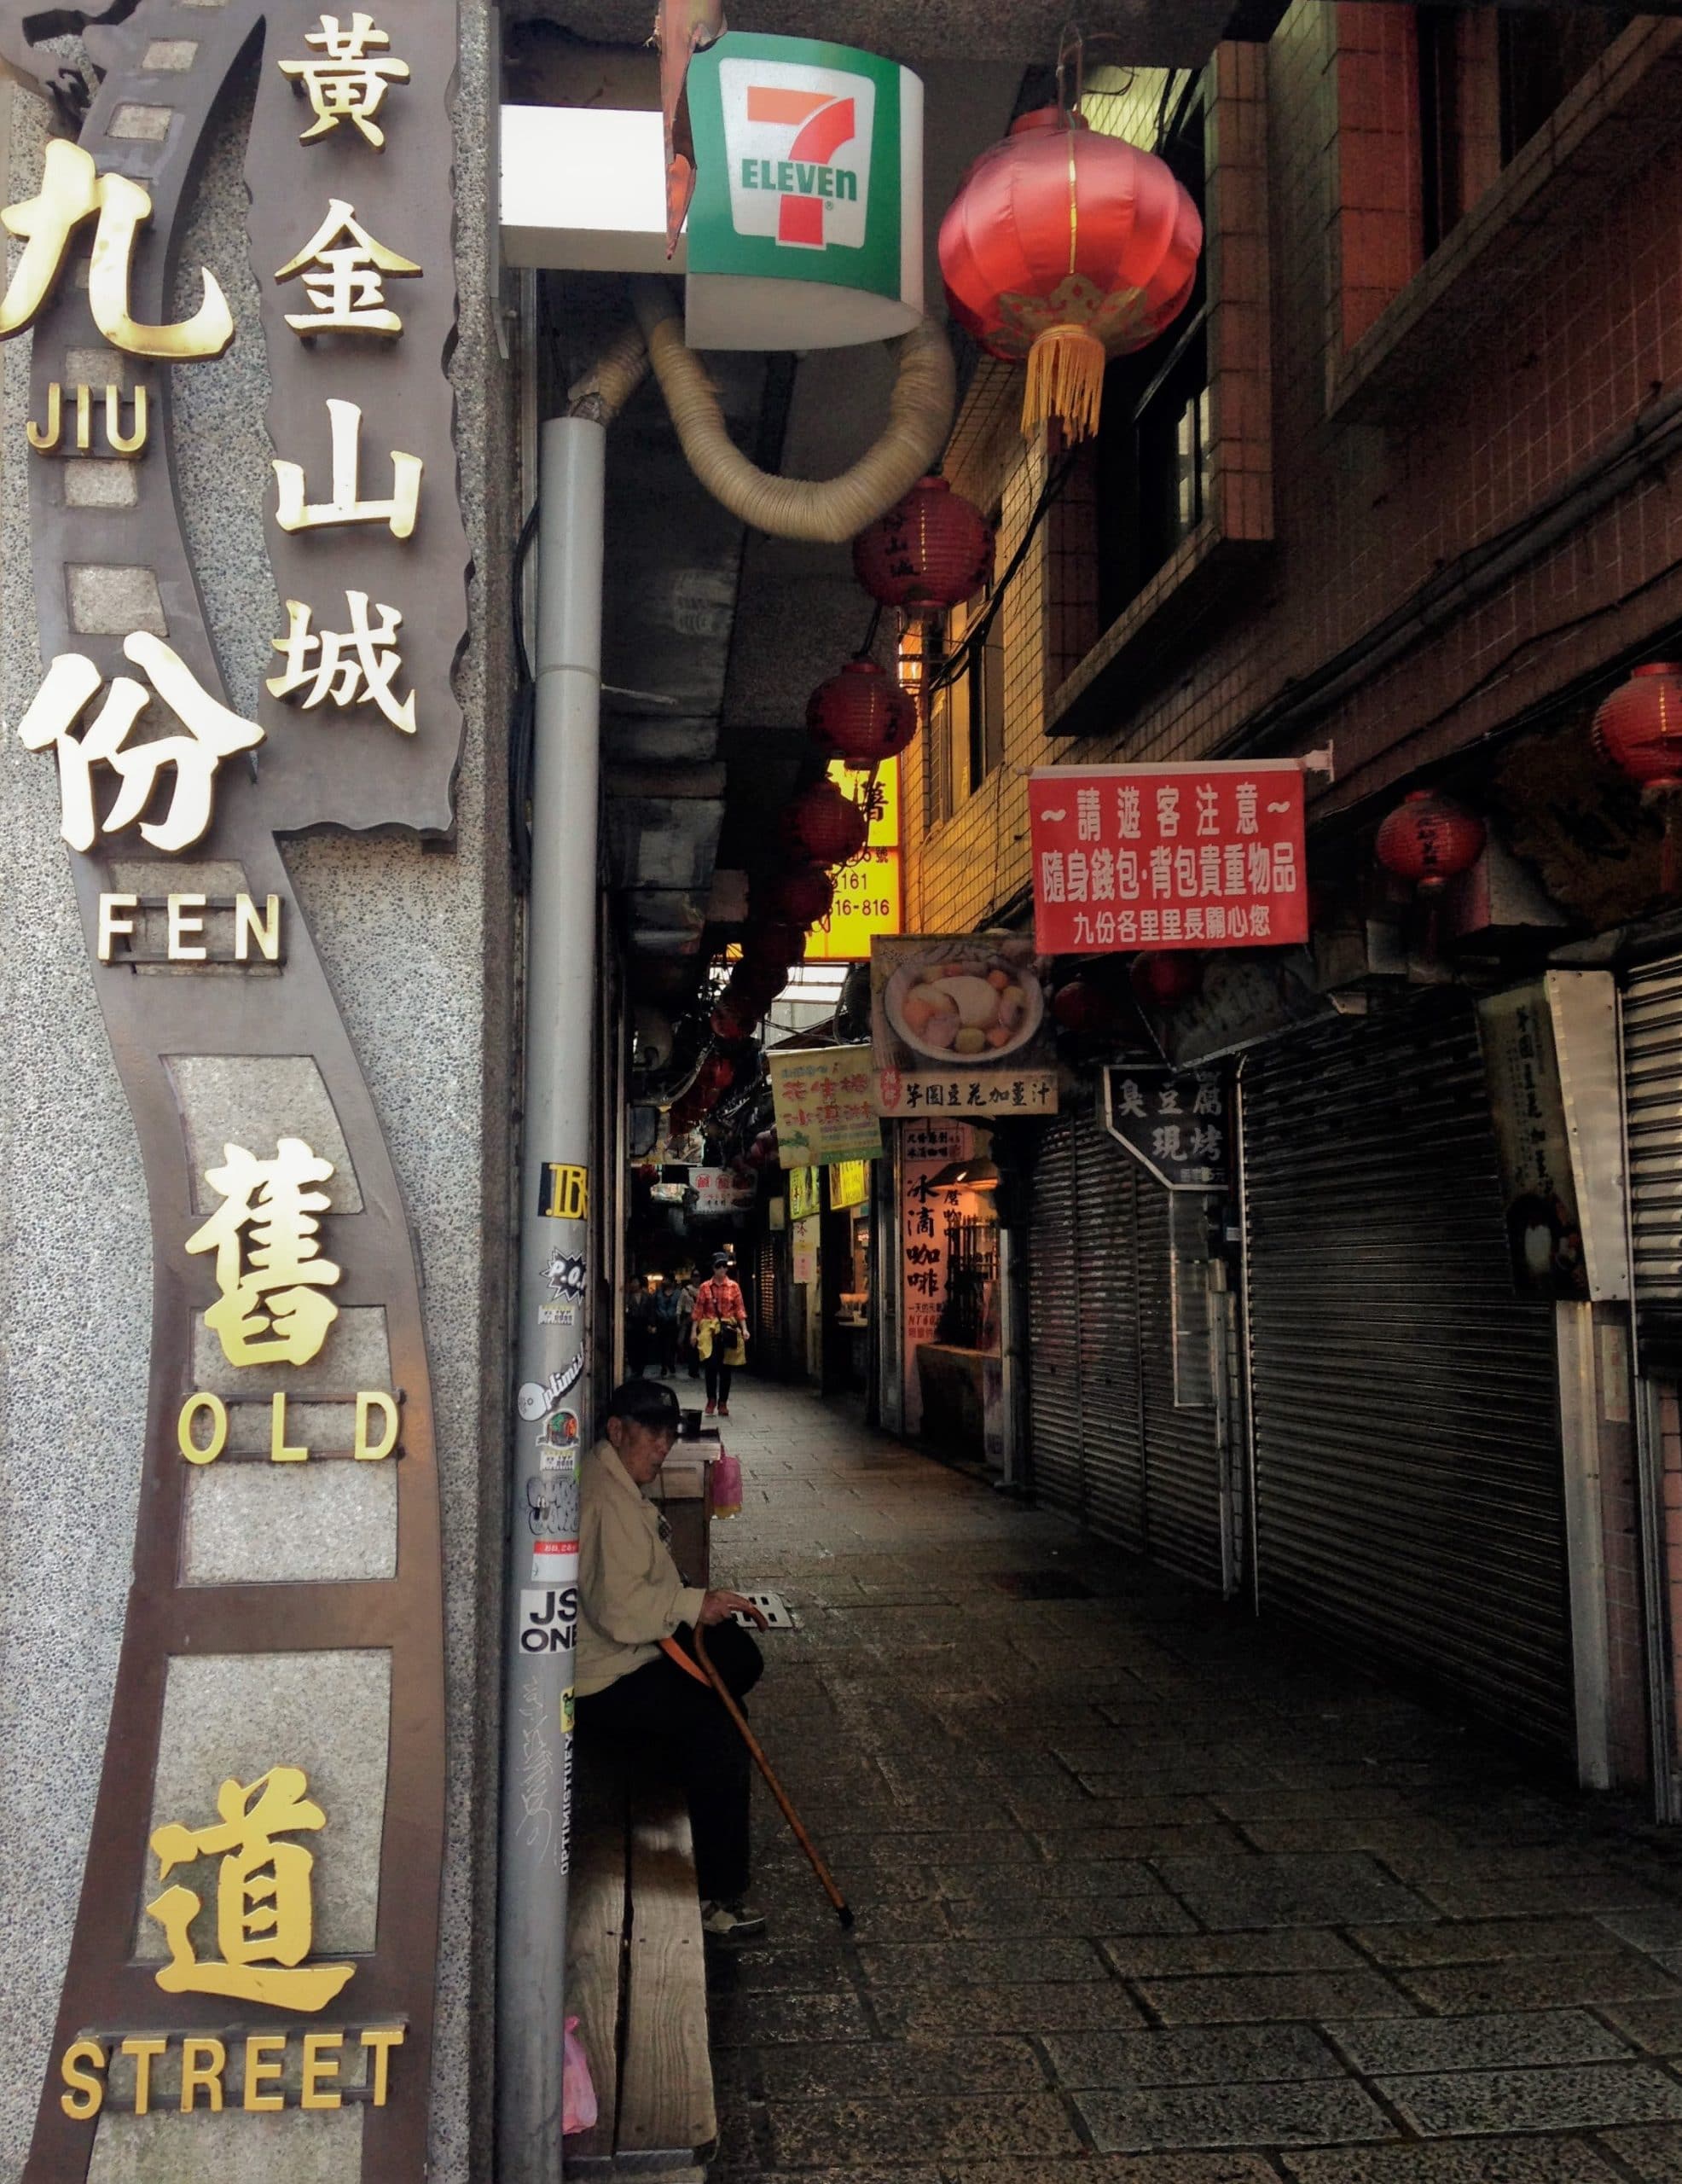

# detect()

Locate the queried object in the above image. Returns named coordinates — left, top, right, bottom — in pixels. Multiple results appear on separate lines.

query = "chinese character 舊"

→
left=186, top=1137, right=343, bottom=1368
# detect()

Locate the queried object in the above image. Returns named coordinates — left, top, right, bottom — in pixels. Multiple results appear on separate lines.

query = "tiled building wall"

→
left=905, top=3, right=1682, bottom=938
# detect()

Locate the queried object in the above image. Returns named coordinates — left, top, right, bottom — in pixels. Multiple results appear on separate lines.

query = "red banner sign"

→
left=1030, top=761, right=1308, bottom=955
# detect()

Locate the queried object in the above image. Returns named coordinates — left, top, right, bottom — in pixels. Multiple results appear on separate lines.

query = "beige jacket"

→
left=576, top=1441, right=708, bottom=1698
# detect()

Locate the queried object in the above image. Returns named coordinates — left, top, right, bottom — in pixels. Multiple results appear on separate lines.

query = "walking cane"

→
left=667, top=1624, right=855, bottom=1930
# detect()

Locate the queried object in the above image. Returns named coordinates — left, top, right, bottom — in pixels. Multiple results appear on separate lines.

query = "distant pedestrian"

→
left=653, top=1274, right=682, bottom=1376
left=677, top=1275, right=699, bottom=1378
left=624, top=1278, right=655, bottom=1378
left=694, top=1252, right=747, bottom=1417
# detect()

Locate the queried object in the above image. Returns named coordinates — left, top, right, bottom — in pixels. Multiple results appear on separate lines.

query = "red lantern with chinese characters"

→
left=939, top=107, right=1203, bottom=443
left=760, top=864, right=835, bottom=926
left=851, top=476, right=994, bottom=617
left=741, top=919, right=808, bottom=968
left=1374, top=790, right=1486, bottom=897
left=1131, top=951, right=1204, bottom=1011
left=1592, top=661, right=1682, bottom=890
left=781, top=778, right=869, bottom=867
left=807, top=659, right=919, bottom=764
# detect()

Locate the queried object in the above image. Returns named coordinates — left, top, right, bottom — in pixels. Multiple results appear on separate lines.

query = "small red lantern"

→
left=741, top=919, right=808, bottom=967
left=1131, top=952, right=1204, bottom=1011
left=760, top=864, right=835, bottom=926
left=781, top=778, right=868, bottom=867
left=1592, top=661, right=1682, bottom=889
left=710, top=998, right=756, bottom=1042
left=693, top=1054, right=735, bottom=1103
left=807, top=659, right=919, bottom=764
left=1374, top=790, right=1486, bottom=897
left=851, top=476, right=994, bottom=618
left=940, top=107, right=1203, bottom=443
left=1052, top=975, right=1124, bottom=1034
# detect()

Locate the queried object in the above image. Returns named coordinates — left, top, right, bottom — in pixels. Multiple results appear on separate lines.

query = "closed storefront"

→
left=1027, top=1105, right=1223, bottom=1586
left=1239, top=995, right=1574, bottom=1753
left=1623, top=950, right=1682, bottom=1378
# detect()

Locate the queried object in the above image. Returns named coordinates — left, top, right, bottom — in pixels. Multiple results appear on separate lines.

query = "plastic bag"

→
left=562, top=2016, right=598, bottom=2135
left=711, top=1444, right=743, bottom=1519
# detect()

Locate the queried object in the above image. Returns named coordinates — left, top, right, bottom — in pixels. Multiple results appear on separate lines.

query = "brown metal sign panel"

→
left=3, top=0, right=465, bottom=2174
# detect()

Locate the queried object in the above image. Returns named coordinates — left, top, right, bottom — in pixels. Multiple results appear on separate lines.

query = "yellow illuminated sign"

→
left=805, top=758, right=902, bottom=962
left=829, top=1159, right=870, bottom=1211
left=789, top=1166, right=821, bottom=1222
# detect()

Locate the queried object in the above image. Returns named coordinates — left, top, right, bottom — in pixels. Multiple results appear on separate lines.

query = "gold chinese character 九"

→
left=17, top=636, right=264, bottom=855
left=146, top=1766, right=355, bottom=2010
left=274, top=398, right=421, bottom=537
left=0, top=140, right=234, bottom=359
left=269, top=590, right=417, bottom=733
left=186, top=1138, right=343, bottom=1368
left=279, top=12, right=410, bottom=148
left=276, top=200, right=420, bottom=338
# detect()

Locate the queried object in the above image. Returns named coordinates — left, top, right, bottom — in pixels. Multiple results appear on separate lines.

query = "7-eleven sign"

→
left=684, top=32, right=922, bottom=351
left=719, top=61, right=873, bottom=252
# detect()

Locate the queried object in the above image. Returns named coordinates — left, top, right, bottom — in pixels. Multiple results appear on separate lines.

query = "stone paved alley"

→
left=699, top=1380, right=1682, bottom=2184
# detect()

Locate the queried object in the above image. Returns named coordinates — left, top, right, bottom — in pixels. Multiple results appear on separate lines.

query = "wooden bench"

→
left=566, top=1758, right=717, bottom=2179
left=568, top=1455, right=716, bottom=2177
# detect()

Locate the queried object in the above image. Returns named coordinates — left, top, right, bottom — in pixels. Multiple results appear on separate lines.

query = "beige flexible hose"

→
left=566, top=322, right=651, bottom=423
left=629, top=276, right=955, bottom=541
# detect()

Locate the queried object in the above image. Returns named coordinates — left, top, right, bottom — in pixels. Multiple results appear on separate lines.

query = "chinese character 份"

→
left=18, top=636, right=263, bottom=854
left=186, top=1138, right=343, bottom=1368
left=280, top=13, right=411, bottom=148
left=0, top=140, right=233, bottom=359
left=147, top=1765, right=354, bottom=2009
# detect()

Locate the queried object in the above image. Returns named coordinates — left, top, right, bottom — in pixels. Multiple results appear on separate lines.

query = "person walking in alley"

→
left=574, top=1378, right=767, bottom=1939
left=677, top=1271, right=699, bottom=1378
left=624, top=1276, right=654, bottom=1378
left=652, top=1273, right=682, bottom=1376
left=693, top=1251, right=746, bottom=1416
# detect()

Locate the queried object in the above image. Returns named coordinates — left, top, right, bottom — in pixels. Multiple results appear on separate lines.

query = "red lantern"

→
left=851, top=476, right=993, bottom=617
left=1052, top=976, right=1123, bottom=1034
left=759, top=864, right=835, bottom=926
left=746, top=1130, right=779, bottom=1169
left=710, top=1001, right=755, bottom=1042
left=1593, top=661, right=1682, bottom=890
left=1131, top=952, right=1204, bottom=1011
left=807, top=659, right=919, bottom=764
left=741, top=919, right=808, bottom=967
left=781, top=778, right=868, bottom=867
left=693, top=1054, right=735, bottom=1102
left=1374, top=790, right=1486, bottom=898
left=939, top=107, right=1203, bottom=443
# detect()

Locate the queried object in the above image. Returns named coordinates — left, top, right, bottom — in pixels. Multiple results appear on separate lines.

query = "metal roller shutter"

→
left=1136, top=1182, right=1224, bottom=1590
left=1623, top=953, right=1682, bottom=1375
left=1028, top=1116, right=1084, bottom=1520
left=1241, top=994, right=1572, bottom=1753
left=1074, top=1110, right=1148, bottom=1554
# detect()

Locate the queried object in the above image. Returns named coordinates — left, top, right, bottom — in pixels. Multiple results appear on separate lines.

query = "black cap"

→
left=712, top=1252, right=730, bottom=1267
left=604, top=1378, right=682, bottom=1428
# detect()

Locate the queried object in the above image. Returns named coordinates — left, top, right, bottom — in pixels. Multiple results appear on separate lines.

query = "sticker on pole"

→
left=519, top=1583, right=577, bottom=1651
left=531, top=1538, right=577, bottom=1585
left=539, top=1164, right=589, bottom=1219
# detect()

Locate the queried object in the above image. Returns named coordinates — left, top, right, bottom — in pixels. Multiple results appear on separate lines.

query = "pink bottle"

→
left=710, top=1445, right=743, bottom=1519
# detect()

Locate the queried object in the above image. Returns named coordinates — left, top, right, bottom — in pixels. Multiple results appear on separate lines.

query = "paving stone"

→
left=870, top=1982, right=1149, bottom=2037
left=1239, top=1819, right=1469, bottom=1857
left=932, top=1860, right=1164, bottom=1899
left=1152, top=1852, right=1432, bottom=1927
left=1134, top=1970, right=1413, bottom=2024
left=707, top=1944, right=857, bottom=1995
left=1600, top=2125, right=1682, bottom=2179
left=1376, top=2061, right=1682, bottom=2136
left=732, top=2036, right=1047, bottom=2099
left=763, top=2092, right=1086, bottom=2166
left=856, top=1937, right=1110, bottom=1986
left=1325, top=2011, right=1634, bottom=2073
left=951, top=2161, right=1285, bottom=2184
left=1100, top=1929, right=1370, bottom=1978
left=1046, top=2024, right=1343, bottom=2088
left=1281, top=2137, right=1624, bottom=2180
left=1599, top=1908, right=1682, bottom=1954
left=1599, top=1997, right=1682, bottom=2053
left=1351, top=1919, right=1621, bottom=1967
left=1036, top=1824, right=1255, bottom=1859
left=1413, top=1874, right=1676, bottom=1919
left=948, top=1891, right=1196, bottom=1939
left=1074, top=2077, right=1396, bottom=2151
left=1395, top=1955, right=1682, bottom=2013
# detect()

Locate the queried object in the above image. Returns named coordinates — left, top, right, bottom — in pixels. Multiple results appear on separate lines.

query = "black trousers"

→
left=575, top=1620, right=763, bottom=1902
left=704, top=1354, right=734, bottom=1405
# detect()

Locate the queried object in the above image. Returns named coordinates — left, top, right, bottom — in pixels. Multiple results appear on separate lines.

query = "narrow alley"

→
left=705, top=1381, right=1682, bottom=2184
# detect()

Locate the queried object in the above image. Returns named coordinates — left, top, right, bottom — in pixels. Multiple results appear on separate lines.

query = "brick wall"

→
left=903, top=5, right=1682, bottom=940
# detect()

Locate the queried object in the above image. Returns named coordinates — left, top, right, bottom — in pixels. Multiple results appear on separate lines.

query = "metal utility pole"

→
left=497, top=415, right=606, bottom=2182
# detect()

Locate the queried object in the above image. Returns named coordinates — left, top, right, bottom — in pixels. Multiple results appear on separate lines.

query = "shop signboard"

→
left=691, top=1165, right=757, bottom=1216
left=830, top=1158, right=871, bottom=1211
left=768, top=1043, right=882, bottom=1165
left=683, top=32, right=925, bottom=350
left=805, top=758, right=902, bottom=961
left=1029, top=762, right=1308, bottom=955
left=870, top=934, right=1057, bottom=1117
left=789, top=1166, right=821, bottom=1222
left=899, top=1118, right=968, bottom=1433
left=1103, top=1067, right=1230, bottom=1191
left=3, top=6, right=467, bottom=2167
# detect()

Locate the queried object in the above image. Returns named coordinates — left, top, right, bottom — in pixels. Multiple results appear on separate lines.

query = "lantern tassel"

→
left=1022, top=323, right=1106, bottom=443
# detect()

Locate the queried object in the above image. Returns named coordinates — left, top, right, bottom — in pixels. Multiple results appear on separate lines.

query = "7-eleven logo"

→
left=719, top=58, right=874, bottom=253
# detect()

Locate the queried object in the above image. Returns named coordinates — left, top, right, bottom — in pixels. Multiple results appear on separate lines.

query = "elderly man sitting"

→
left=574, top=1377, right=768, bottom=1940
